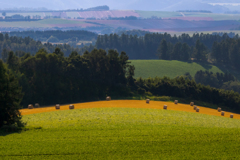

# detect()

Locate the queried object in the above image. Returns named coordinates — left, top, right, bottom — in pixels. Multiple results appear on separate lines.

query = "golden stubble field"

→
left=20, top=100, right=240, bottom=119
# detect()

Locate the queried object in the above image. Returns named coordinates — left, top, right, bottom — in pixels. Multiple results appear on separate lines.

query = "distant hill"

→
left=0, top=0, right=237, bottom=13
left=162, top=0, right=229, bottom=13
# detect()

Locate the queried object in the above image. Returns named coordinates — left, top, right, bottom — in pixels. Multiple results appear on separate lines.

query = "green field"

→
left=1, top=108, right=240, bottom=159
left=130, top=60, right=224, bottom=79
left=0, top=19, right=85, bottom=28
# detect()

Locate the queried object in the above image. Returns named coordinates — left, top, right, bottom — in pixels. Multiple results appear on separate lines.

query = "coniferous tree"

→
left=0, top=60, right=23, bottom=128
left=158, top=39, right=169, bottom=60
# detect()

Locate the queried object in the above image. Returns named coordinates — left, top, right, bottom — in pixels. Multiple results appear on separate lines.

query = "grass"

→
left=1, top=107, right=240, bottom=159
left=130, top=60, right=224, bottom=79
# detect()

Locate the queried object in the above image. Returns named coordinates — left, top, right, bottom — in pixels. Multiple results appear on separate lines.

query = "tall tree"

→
left=194, top=39, right=207, bottom=61
left=158, top=39, right=169, bottom=60
left=0, top=60, right=23, bottom=128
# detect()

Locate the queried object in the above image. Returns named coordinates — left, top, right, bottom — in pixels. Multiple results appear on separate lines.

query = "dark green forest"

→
left=6, top=48, right=134, bottom=107
left=4, top=30, right=98, bottom=42
left=95, top=32, right=235, bottom=59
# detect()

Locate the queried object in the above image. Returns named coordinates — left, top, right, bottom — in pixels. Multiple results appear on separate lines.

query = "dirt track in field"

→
left=20, top=100, right=240, bottom=119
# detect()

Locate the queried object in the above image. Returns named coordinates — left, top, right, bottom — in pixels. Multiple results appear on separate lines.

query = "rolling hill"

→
left=1, top=100, right=240, bottom=159
left=130, top=60, right=224, bottom=79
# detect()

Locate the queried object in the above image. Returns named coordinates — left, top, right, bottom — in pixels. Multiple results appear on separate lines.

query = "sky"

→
left=0, top=0, right=239, bottom=11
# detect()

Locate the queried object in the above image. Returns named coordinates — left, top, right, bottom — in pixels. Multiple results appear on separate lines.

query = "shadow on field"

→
left=0, top=126, right=42, bottom=136
left=196, top=62, right=213, bottom=70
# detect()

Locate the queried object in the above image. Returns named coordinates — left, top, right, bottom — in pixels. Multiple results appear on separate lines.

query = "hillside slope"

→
left=130, top=60, right=224, bottom=79
left=1, top=106, right=240, bottom=159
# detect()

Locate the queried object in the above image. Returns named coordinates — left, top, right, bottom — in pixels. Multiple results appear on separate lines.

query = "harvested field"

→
left=162, top=17, right=213, bottom=21
left=20, top=100, right=240, bottom=119
left=51, top=12, right=67, bottom=18
left=77, top=10, right=140, bottom=19
left=85, top=19, right=240, bottom=32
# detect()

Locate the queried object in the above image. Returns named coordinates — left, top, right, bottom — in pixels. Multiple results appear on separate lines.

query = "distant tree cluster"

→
left=194, top=70, right=236, bottom=88
left=95, top=32, right=233, bottom=60
left=211, top=38, right=240, bottom=69
left=6, top=30, right=98, bottom=42
left=0, top=33, right=92, bottom=59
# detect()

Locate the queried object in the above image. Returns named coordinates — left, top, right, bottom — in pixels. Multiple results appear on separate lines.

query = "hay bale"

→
left=190, top=102, right=194, bottom=106
left=69, top=104, right=74, bottom=110
left=196, top=108, right=200, bottom=112
left=35, top=103, right=40, bottom=108
left=163, top=105, right=167, bottom=110
left=217, top=107, right=221, bottom=112
left=230, top=114, right=234, bottom=118
left=55, top=104, right=60, bottom=109
left=221, top=111, right=225, bottom=116
left=174, top=100, right=178, bottom=104
left=146, top=99, right=150, bottom=104
left=194, top=105, right=197, bottom=110
left=28, top=104, right=33, bottom=109
left=106, top=96, right=111, bottom=101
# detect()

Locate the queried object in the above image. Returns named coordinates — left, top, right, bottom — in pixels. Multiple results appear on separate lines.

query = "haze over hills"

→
left=1, top=0, right=240, bottom=12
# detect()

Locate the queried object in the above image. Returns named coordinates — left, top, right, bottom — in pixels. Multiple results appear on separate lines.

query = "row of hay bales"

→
left=27, top=97, right=234, bottom=119
left=28, top=103, right=75, bottom=110
left=28, top=103, right=40, bottom=109
left=146, top=99, right=234, bottom=118
left=190, top=101, right=233, bottom=118
left=217, top=107, right=234, bottom=118
left=27, top=96, right=112, bottom=110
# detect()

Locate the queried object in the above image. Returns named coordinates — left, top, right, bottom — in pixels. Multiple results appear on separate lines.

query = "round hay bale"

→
left=69, top=104, right=74, bottom=110
left=230, top=114, right=234, bottom=118
left=35, top=103, right=40, bottom=108
left=217, top=107, right=221, bottom=112
left=190, top=102, right=194, bottom=106
left=174, top=100, right=178, bottom=104
left=28, top=104, right=33, bottom=109
left=55, top=104, right=60, bottom=109
left=106, top=96, right=111, bottom=101
left=146, top=99, right=150, bottom=104
left=163, top=105, right=167, bottom=110
left=196, top=108, right=200, bottom=112
left=194, top=105, right=197, bottom=110
left=221, top=111, right=225, bottom=116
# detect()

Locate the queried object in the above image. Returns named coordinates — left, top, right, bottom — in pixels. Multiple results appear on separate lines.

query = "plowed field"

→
left=20, top=100, right=240, bottom=119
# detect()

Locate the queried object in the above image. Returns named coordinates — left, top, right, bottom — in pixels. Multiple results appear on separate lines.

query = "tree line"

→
left=135, top=76, right=240, bottom=113
left=5, top=30, right=98, bottom=42
left=0, top=33, right=95, bottom=59
left=6, top=48, right=134, bottom=107
left=95, top=32, right=235, bottom=59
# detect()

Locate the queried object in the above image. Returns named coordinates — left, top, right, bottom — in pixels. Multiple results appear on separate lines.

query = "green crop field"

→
left=130, top=60, right=224, bottom=79
left=1, top=108, right=240, bottom=159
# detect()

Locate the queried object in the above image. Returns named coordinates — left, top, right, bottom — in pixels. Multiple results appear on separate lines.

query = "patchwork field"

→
left=1, top=100, right=240, bottom=159
left=1, top=10, right=240, bottom=32
left=130, top=60, right=224, bottom=79
left=77, top=10, right=140, bottom=19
